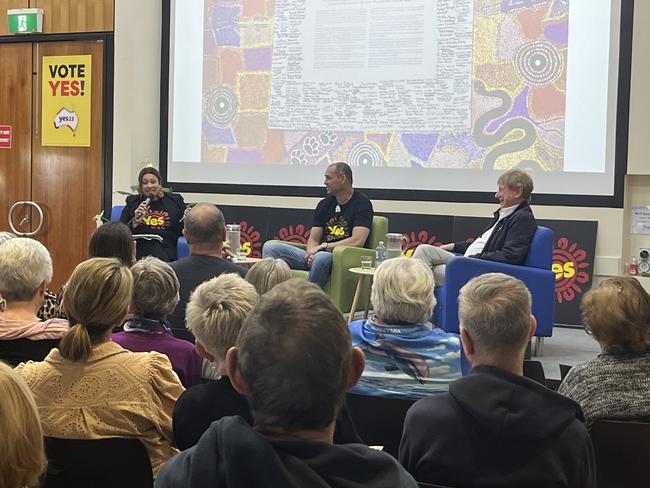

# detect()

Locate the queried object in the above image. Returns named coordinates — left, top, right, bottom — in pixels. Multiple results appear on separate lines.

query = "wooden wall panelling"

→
left=0, top=0, right=30, bottom=36
left=0, top=43, right=32, bottom=234
left=32, top=40, right=104, bottom=289
left=30, top=0, right=113, bottom=33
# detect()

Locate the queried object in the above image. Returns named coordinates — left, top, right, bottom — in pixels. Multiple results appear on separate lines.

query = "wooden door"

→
left=32, top=40, right=104, bottom=289
left=0, top=43, right=32, bottom=234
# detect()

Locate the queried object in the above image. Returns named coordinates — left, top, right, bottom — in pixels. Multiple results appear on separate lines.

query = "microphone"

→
left=134, top=195, right=151, bottom=221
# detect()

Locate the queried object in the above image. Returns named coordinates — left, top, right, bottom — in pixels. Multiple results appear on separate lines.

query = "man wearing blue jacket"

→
left=413, top=169, right=536, bottom=286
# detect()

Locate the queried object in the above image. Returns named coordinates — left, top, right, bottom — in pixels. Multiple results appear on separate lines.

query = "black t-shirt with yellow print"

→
left=313, top=190, right=373, bottom=247
left=121, top=192, right=185, bottom=261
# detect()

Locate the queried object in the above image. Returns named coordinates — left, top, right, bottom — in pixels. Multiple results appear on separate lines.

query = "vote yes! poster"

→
left=41, top=55, right=92, bottom=147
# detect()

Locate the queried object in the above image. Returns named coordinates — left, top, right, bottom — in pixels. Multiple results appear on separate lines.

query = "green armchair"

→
left=264, top=216, right=388, bottom=313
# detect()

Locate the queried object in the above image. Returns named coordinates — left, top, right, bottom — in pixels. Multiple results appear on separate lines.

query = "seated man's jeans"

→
left=262, top=242, right=333, bottom=288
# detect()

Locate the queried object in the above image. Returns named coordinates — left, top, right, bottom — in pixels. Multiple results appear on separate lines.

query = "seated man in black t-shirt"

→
left=168, top=203, right=246, bottom=340
left=262, top=162, right=373, bottom=288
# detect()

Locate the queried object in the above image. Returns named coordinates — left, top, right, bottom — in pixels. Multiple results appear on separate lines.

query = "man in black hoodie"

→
left=155, top=279, right=418, bottom=488
left=399, top=273, right=596, bottom=488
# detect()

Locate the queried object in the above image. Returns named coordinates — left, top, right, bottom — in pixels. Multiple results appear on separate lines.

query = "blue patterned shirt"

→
left=349, top=317, right=462, bottom=399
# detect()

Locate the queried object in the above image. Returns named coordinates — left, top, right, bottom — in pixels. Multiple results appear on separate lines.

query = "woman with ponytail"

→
left=15, top=258, right=185, bottom=477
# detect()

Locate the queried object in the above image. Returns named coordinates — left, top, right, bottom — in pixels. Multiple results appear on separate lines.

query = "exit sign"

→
left=7, top=8, right=43, bottom=34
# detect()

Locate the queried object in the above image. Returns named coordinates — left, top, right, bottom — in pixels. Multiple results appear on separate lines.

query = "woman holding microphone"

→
left=120, top=167, right=186, bottom=262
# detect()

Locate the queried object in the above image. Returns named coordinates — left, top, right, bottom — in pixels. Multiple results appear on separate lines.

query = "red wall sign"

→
left=0, top=125, right=11, bottom=149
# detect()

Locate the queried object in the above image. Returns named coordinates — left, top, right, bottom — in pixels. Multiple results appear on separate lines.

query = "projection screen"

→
left=161, top=0, right=633, bottom=206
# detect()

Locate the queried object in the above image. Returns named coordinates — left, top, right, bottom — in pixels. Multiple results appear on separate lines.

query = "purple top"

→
left=112, top=330, right=203, bottom=387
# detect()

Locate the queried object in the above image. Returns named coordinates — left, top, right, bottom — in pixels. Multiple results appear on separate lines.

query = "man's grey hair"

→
left=131, top=256, right=179, bottom=318
left=186, top=273, right=259, bottom=360
left=498, top=169, right=534, bottom=203
left=185, top=203, right=225, bottom=247
left=330, top=162, right=353, bottom=185
left=0, top=238, right=53, bottom=301
left=458, top=273, right=532, bottom=355
left=371, top=257, right=435, bottom=325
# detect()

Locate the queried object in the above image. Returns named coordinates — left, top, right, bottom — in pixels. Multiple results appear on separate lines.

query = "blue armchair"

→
left=110, top=205, right=189, bottom=259
left=432, top=226, right=555, bottom=341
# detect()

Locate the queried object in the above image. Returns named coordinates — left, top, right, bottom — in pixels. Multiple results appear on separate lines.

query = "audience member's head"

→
left=0, top=361, right=47, bottom=488
left=226, top=279, right=364, bottom=437
left=186, top=273, right=258, bottom=373
left=131, top=256, right=179, bottom=320
left=458, top=273, right=535, bottom=371
left=183, top=203, right=225, bottom=251
left=59, top=258, right=133, bottom=362
left=371, top=257, right=435, bottom=325
left=0, top=231, right=16, bottom=246
left=580, top=276, right=650, bottom=354
left=246, top=257, right=291, bottom=295
left=497, top=169, right=534, bottom=203
left=88, top=221, right=135, bottom=267
left=0, top=238, right=53, bottom=307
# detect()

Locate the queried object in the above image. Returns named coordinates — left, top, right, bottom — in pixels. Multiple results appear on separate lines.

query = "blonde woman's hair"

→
left=371, top=257, right=436, bottom=325
left=246, top=257, right=292, bottom=295
left=59, top=258, right=133, bottom=362
left=581, top=276, right=650, bottom=354
left=186, top=273, right=259, bottom=360
left=0, top=238, right=53, bottom=301
left=0, top=361, right=47, bottom=488
left=131, top=256, right=179, bottom=318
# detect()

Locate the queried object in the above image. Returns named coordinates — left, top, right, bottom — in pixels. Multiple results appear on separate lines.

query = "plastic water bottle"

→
left=375, top=241, right=387, bottom=267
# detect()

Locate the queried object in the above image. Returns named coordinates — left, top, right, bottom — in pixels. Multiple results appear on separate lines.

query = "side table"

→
left=348, top=267, right=375, bottom=324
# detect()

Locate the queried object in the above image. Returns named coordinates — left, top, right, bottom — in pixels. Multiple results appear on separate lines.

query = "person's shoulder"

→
left=125, top=194, right=140, bottom=205
left=513, top=201, right=535, bottom=220
left=353, top=190, right=371, bottom=203
left=316, top=194, right=335, bottom=209
left=170, top=255, right=196, bottom=272
left=122, top=348, right=174, bottom=373
left=222, top=260, right=247, bottom=276
left=341, top=443, right=418, bottom=485
left=164, top=191, right=184, bottom=203
left=405, top=392, right=455, bottom=428
left=177, top=381, right=213, bottom=408
left=559, top=358, right=600, bottom=392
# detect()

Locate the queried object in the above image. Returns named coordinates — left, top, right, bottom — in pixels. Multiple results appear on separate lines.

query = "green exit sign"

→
left=7, top=8, right=43, bottom=34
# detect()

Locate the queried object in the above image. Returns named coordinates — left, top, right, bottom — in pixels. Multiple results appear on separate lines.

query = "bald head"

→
left=185, top=203, right=225, bottom=249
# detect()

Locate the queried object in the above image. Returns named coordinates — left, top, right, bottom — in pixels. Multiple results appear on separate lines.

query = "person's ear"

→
left=37, top=281, right=48, bottom=298
left=460, top=327, right=476, bottom=366
left=345, top=347, right=365, bottom=390
left=225, top=347, right=247, bottom=395
left=182, top=228, right=189, bottom=243
left=195, top=341, right=215, bottom=363
left=528, top=314, right=537, bottom=341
